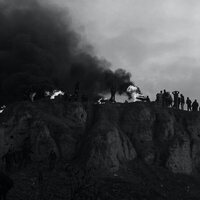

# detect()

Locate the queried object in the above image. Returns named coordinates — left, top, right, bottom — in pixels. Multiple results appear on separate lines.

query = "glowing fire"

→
left=97, top=97, right=109, bottom=104
left=50, top=90, right=65, bottom=99
left=127, top=85, right=141, bottom=102
left=0, top=105, right=6, bottom=113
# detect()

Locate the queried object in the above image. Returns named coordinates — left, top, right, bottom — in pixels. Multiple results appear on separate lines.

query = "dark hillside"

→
left=0, top=100, right=200, bottom=199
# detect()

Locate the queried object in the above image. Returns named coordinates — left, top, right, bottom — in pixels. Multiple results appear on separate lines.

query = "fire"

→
left=50, top=90, right=65, bottom=100
left=97, top=97, right=109, bottom=104
left=127, top=85, right=141, bottom=102
left=127, top=85, right=138, bottom=93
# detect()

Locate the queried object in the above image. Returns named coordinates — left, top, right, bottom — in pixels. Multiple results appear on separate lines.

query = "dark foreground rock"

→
left=1, top=100, right=200, bottom=199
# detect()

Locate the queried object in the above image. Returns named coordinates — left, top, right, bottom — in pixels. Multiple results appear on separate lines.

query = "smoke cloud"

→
left=0, top=0, right=136, bottom=104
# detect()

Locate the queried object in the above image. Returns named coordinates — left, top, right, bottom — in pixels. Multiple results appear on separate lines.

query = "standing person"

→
left=178, top=96, right=181, bottom=110
left=172, top=91, right=179, bottom=109
left=146, top=96, right=150, bottom=103
left=156, top=91, right=163, bottom=106
left=167, top=92, right=173, bottom=107
left=162, top=90, right=167, bottom=107
left=186, top=97, right=192, bottom=111
left=110, top=85, right=116, bottom=103
left=192, top=99, right=199, bottom=111
left=180, top=94, right=185, bottom=110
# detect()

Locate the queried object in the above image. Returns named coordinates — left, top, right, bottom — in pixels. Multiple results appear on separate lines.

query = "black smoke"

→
left=0, top=0, right=137, bottom=104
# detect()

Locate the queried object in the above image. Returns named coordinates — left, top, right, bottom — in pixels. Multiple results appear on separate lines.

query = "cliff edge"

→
left=1, top=100, right=200, bottom=176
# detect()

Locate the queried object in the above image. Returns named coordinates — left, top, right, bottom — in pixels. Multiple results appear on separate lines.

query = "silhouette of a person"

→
left=146, top=96, right=150, bottom=102
left=180, top=94, right=185, bottom=110
left=156, top=91, right=163, bottom=106
left=186, top=97, right=192, bottom=111
left=162, top=90, right=168, bottom=107
left=172, top=91, right=179, bottom=109
left=192, top=99, right=199, bottom=111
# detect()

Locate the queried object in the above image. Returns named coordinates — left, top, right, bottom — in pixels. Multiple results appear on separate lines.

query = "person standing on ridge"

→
left=172, top=91, right=179, bottom=109
left=186, top=97, right=192, bottom=111
left=180, top=94, right=185, bottom=110
left=156, top=91, right=163, bottom=106
left=192, top=99, right=199, bottom=111
left=162, top=90, right=167, bottom=107
left=178, top=96, right=181, bottom=109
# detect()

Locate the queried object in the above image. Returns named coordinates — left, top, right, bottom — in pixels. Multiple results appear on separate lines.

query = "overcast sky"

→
left=51, top=0, right=200, bottom=101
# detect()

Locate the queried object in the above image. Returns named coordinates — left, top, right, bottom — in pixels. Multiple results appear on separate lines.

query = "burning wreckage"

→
left=0, top=82, right=147, bottom=113
left=0, top=82, right=147, bottom=111
left=97, top=85, right=148, bottom=104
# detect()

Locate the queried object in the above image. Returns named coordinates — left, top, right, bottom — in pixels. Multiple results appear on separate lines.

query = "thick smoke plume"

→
left=0, top=0, right=137, bottom=104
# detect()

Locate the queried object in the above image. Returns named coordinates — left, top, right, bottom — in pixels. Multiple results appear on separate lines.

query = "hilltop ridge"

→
left=1, top=100, right=200, bottom=199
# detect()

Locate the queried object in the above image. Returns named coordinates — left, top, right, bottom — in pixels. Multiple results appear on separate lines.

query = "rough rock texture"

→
left=1, top=100, right=200, bottom=175
left=87, top=121, right=136, bottom=172
left=0, top=100, right=87, bottom=166
left=85, top=102, right=200, bottom=174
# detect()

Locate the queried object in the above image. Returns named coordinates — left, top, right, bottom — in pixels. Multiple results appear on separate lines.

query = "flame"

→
left=50, top=90, right=65, bottom=99
left=127, top=85, right=138, bottom=93
left=0, top=105, right=6, bottom=113
left=97, top=97, right=108, bottom=104
left=127, top=85, right=141, bottom=102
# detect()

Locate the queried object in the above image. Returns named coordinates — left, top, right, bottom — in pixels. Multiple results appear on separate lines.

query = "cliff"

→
left=2, top=100, right=200, bottom=199
left=1, top=100, right=200, bottom=174
left=85, top=102, right=200, bottom=175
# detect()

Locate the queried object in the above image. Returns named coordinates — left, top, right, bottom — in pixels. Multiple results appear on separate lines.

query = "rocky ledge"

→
left=1, top=100, right=200, bottom=176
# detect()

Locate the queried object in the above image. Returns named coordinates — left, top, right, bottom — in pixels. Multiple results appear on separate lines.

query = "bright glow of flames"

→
left=50, top=90, right=65, bottom=99
left=127, top=85, right=141, bottom=102
left=127, top=85, right=138, bottom=93
left=97, top=97, right=108, bottom=104
left=0, top=105, right=6, bottom=113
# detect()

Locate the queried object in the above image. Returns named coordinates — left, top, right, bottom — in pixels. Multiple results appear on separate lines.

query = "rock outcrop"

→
left=85, top=102, right=200, bottom=175
left=0, top=101, right=87, bottom=168
left=87, top=121, right=137, bottom=172
left=1, top=100, right=200, bottom=175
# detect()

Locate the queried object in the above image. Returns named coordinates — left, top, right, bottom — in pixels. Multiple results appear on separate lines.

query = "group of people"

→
left=156, top=90, right=199, bottom=111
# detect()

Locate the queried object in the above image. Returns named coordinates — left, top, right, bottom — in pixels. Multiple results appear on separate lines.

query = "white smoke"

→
left=127, top=85, right=141, bottom=102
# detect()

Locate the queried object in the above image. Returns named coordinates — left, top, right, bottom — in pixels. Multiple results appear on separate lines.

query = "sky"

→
left=50, top=0, right=200, bottom=101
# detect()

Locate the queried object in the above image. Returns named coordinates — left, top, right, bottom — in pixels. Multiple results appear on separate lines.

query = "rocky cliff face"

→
left=1, top=100, right=200, bottom=176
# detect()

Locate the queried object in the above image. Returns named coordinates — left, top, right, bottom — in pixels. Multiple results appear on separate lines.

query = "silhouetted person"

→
left=162, top=90, right=168, bottom=107
left=178, top=96, right=181, bottom=109
left=146, top=96, right=150, bottom=102
left=192, top=99, right=199, bottom=111
left=180, top=94, right=185, bottom=110
left=166, top=92, right=173, bottom=107
left=186, top=97, right=192, bottom=111
left=0, top=171, right=13, bottom=200
left=110, top=86, right=116, bottom=103
left=172, top=91, right=179, bottom=109
left=156, top=91, right=163, bottom=106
